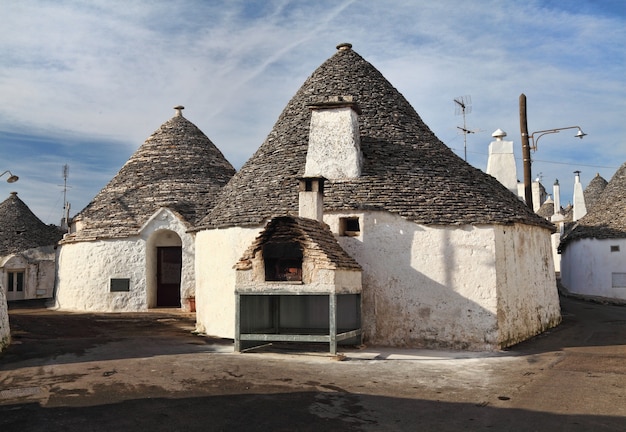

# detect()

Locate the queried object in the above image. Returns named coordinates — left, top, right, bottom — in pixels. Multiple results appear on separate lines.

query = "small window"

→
left=264, top=242, right=303, bottom=282
left=8, top=271, right=24, bottom=292
left=340, top=217, right=360, bottom=236
left=110, top=278, right=130, bottom=292
left=610, top=245, right=620, bottom=252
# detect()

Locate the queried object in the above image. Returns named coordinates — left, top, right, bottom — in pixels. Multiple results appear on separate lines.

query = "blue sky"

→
left=1, top=0, right=624, bottom=225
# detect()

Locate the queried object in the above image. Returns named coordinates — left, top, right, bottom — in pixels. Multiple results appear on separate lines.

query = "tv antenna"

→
left=60, top=164, right=71, bottom=231
left=454, top=95, right=475, bottom=161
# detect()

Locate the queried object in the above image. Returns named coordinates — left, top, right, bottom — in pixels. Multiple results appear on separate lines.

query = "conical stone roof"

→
left=0, top=192, right=63, bottom=255
left=583, top=172, right=608, bottom=211
left=65, top=107, right=235, bottom=242
left=198, top=44, right=552, bottom=230
left=560, top=162, right=626, bottom=251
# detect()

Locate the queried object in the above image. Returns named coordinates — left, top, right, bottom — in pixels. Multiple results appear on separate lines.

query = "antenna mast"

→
left=61, top=164, right=71, bottom=231
left=454, top=95, right=474, bottom=161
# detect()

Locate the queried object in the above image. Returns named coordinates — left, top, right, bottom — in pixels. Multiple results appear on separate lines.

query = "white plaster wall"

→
left=56, top=208, right=194, bottom=312
left=325, top=211, right=500, bottom=350
left=493, top=224, right=561, bottom=347
left=0, top=286, right=9, bottom=352
left=561, top=238, right=626, bottom=300
left=551, top=232, right=562, bottom=273
left=196, top=211, right=560, bottom=350
left=195, top=226, right=262, bottom=337
left=55, top=238, right=148, bottom=311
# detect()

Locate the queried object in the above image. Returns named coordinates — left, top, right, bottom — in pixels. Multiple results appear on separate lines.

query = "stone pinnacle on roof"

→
left=64, top=107, right=235, bottom=242
left=198, top=43, right=553, bottom=231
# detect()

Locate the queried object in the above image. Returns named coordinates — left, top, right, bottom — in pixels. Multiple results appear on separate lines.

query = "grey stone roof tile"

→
left=0, top=192, right=64, bottom=255
left=583, top=173, right=608, bottom=211
left=197, top=45, right=553, bottom=231
left=63, top=109, right=235, bottom=242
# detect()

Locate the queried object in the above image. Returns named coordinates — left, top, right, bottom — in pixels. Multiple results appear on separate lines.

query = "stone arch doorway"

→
left=147, top=230, right=182, bottom=308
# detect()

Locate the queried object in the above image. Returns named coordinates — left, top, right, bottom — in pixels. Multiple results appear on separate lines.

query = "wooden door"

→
left=156, top=247, right=182, bottom=307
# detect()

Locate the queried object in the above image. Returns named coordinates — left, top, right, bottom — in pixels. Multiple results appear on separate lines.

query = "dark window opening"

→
left=264, top=242, right=303, bottom=282
left=610, top=245, right=620, bottom=252
left=340, top=217, right=360, bottom=236
left=8, top=271, right=24, bottom=292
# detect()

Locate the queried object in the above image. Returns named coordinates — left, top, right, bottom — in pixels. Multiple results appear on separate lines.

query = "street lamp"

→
left=1, top=170, right=19, bottom=183
left=519, top=94, right=586, bottom=210
left=529, top=126, right=587, bottom=151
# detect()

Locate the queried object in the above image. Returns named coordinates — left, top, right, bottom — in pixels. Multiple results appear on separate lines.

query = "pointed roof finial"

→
left=336, top=42, right=352, bottom=51
left=174, top=105, right=185, bottom=117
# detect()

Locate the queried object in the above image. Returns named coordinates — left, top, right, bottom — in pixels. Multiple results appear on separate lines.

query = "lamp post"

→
left=519, top=94, right=586, bottom=210
left=0, top=170, right=19, bottom=183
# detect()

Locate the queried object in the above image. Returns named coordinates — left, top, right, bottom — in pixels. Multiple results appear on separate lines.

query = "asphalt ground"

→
left=0, top=295, right=625, bottom=431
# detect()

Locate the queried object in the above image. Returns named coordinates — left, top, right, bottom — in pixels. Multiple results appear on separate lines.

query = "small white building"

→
left=193, top=43, right=561, bottom=351
left=55, top=107, right=235, bottom=312
left=560, top=162, right=626, bottom=301
left=0, top=192, right=63, bottom=302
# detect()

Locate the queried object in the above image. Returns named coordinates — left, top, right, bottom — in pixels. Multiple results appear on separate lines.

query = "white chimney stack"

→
left=572, top=171, right=587, bottom=221
left=298, top=177, right=324, bottom=222
left=305, top=96, right=362, bottom=180
left=486, top=129, right=518, bottom=195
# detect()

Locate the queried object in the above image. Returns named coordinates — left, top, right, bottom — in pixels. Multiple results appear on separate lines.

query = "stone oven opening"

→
left=263, top=242, right=303, bottom=282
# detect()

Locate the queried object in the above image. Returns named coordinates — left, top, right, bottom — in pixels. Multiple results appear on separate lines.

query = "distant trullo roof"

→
left=198, top=44, right=552, bottom=230
left=560, top=162, right=626, bottom=251
left=583, top=172, right=608, bottom=211
left=0, top=192, right=64, bottom=255
left=64, top=107, right=235, bottom=242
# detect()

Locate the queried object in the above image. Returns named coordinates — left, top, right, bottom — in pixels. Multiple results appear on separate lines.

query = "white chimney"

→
left=572, top=171, right=587, bottom=221
left=305, top=96, right=362, bottom=179
left=551, top=179, right=564, bottom=223
left=298, top=177, right=324, bottom=221
left=486, top=129, right=518, bottom=195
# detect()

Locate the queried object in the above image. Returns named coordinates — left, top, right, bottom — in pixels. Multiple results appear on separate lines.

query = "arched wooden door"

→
left=156, top=246, right=182, bottom=307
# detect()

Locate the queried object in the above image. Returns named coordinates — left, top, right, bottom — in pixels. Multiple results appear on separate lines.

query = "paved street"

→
left=0, top=295, right=624, bottom=431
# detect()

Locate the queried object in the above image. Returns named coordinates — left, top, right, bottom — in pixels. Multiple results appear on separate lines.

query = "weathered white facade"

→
left=56, top=208, right=196, bottom=312
left=561, top=238, right=626, bottom=301
left=197, top=211, right=560, bottom=350
left=0, top=287, right=9, bottom=352
left=1, top=246, right=57, bottom=301
left=195, top=226, right=261, bottom=337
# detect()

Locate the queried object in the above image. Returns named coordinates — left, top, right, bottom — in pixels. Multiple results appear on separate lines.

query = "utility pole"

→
left=519, top=94, right=533, bottom=210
